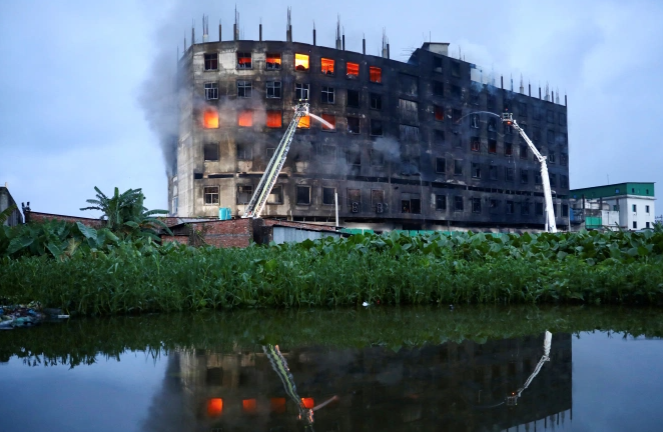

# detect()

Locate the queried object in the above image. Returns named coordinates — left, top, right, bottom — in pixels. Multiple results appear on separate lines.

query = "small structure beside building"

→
left=570, top=182, right=656, bottom=231
left=0, top=184, right=23, bottom=227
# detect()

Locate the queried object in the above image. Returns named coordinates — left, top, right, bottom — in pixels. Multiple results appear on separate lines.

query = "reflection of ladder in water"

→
left=242, top=102, right=310, bottom=219
left=506, top=331, right=552, bottom=406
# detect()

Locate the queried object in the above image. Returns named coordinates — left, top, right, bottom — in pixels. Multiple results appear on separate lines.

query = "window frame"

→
left=204, top=186, right=219, bottom=205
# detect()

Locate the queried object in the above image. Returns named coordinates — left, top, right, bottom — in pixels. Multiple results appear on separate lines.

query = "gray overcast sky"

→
left=1, top=0, right=662, bottom=218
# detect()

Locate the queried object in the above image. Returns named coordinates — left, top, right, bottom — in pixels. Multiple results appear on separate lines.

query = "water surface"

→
left=1, top=306, right=662, bottom=431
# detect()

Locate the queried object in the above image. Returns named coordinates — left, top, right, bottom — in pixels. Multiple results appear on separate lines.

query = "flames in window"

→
left=321, top=114, right=336, bottom=130
left=369, top=66, right=382, bottom=83
left=266, top=110, right=282, bottom=128
left=295, top=53, right=310, bottom=71
left=207, top=398, right=223, bottom=417
left=346, top=62, right=359, bottom=78
left=266, top=53, right=281, bottom=69
left=238, top=110, right=253, bottom=127
left=298, top=115, right=310, bottom=128
left=301, top=398, right=315, bottom=409
left=434, top=105, right=445, bottom=121
left=321, top=58, right=335, bottom=75
left=242, top=399, right=257, bottom=414
left=203, top=108, right=219, bottom=128
left=271, top=398, right=286, bottom=413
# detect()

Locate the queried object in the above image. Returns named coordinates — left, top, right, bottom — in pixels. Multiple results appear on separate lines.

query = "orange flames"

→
left=346, top=62, right=359, bottom=77
left=238, top=110, right=253, bottom=127
left=242, top=399, right=257, bottom=413
left=301, top=398, right=315, bottom=409
left=434, top=105, right=445, bottom=121
left=298, top=115, right=310, bottom=128
left=321, top=114, right=336, bottom=130
left=271, top=397, right=286, bottom=413
left=267, top=110, right=282, bottom=128
left=207, top=398, right=223, bottom=417
left=203, top=108, right=219, bottom=128
left=321, top=58, right=335, bottom=74
left=369, top=66, right=382, bottom=83
left=295, top=53, right=310, bottom=71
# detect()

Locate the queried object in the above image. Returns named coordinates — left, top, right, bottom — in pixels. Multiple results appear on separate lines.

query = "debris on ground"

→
left=0, top=301, right=69, bottom=330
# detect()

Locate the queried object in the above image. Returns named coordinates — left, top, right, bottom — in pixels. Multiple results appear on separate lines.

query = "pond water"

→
left=1, top=306, right=663, bottom=432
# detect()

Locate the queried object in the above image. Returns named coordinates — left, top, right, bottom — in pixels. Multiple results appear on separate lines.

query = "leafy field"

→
left=2, top=222, right=663, bottom=314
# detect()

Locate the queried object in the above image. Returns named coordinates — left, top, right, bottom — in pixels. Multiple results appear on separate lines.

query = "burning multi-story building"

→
left=168, top=18, right=570, bottom=231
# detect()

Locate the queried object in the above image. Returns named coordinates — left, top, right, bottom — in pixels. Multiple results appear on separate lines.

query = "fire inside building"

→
left=169, top=15, right=570, bottom=232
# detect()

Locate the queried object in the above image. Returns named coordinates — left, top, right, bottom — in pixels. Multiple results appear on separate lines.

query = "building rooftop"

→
left=570, top=182, right=655, bottom=199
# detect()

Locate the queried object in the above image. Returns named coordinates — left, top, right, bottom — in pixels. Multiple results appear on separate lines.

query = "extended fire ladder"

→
left=242, top=102, right=310, bottom=219
left=502, top=113, right=558, bottom=233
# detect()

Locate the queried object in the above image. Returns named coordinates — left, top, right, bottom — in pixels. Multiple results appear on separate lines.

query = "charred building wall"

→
left=170, top=38, right=570, bottom=231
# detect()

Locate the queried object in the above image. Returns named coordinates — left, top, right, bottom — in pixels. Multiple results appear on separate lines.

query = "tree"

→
left=80, top=187, right=171, bottom=239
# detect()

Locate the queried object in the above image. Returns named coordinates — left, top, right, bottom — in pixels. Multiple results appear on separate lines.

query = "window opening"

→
left=266, top=53, right=281, bottom=70
left=506, top=201, right=514, bottom=214
left=488, top=139, right=497, bottom=153
left=204, top=186, right=219, bottom=205
left=520, top=169, right=529, bottom=184
left=505, top=142, right=513, bottom=156
left=451, top=61, right=460, bottom=77
left=470, top=114, right=480, bottom=129
left=237, top=52, right=252, bottom=69
left=266, top=81, right=281, bottom=98
left=471, top=137, right=480, bottom=152
left=369, top=66, right=382, bottom=83
left=204, top=53, right=218, bottom=70
left=372, top=190, right=385, bottom=212
left=489, top=165, right=498, bottom=180
left=434, top=105, right=445, bottom=121
left=370, top=119, right=383, bottom=136
left=521, top=202, right=530, bottom=216
left=322, top=187, right=335, bottom=205
left=298, top=115, right=310, bottom=128
left=347, top=189, right=361, bottom=212
left=398, top=99, right=418, bottom=111
left=296, top=186, right=311, bottom=205
left=454, top=160, right=463, bottom=175
left=237, top=185, right=253, bottom=204
left=536, top=202, right=543, bottom=215
left=236, top=143, right=252, bottom=160
left=295, top=83, right=310, bottom=100
left=204, top=83, right=218, bottom=100
left=203, top=108, right=219, bottom=129
left=370, top=93, right=382, bottom=110
left=436, top=194, right=446, bottom=210
left=321, top=58, right=335, bottom=75
left=436, top=158, right=445, bottom=174
left=400, top=193, right=421, bottom=214
left=321, top=86, right=335, bottom=104
left=347, top=116, right=360, bottom=134
left=346, top=62, right=359, bottom=78
left=520, top=145, right=528, bottom=159
left=433, top=81, right=444, bottom=96
left=237, top=80, right=252, bottom=98
left=267, top=185, right=283, bottom=204
left=266, top=110, right=282, bottom=128
left=471, top=163, right=481, bottom=178
left=295, top=54, right=310, bottom=71
left=472, top=198, right=481, bottom=213
left=238, top=110, right=253, bottom=127
left=454, top=196, right=464, bottom=211
left=506, top=168, right=514, bottom=181
left=204, top=143, right=219, bottom=161
left=321, top=114, right=336, bottom=130
left=433, top=57, right=443, bottom=72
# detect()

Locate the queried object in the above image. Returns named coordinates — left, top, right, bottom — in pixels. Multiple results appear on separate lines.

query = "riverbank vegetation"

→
left=2, top=220, right=663, bottom=314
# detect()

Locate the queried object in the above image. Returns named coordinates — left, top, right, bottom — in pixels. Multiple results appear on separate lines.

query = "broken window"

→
left=535, top=202, right=543, bottom=215
left=236, top=185, right=253, bottom=204
left=401, top=193, right=421, bottom=214
left=347, top=189, right=361, bottom=212
left=433, top=81, right=444, bottom=96
left=433, top=56, right=443, bottom=72
left=204, top=82, right=218, bottom=100
left=237, top=80, right=252, bottom=98
left=505, top=142, right=513, bottom=156
left=238, top=110, right=253, bottom=127
left=204, top=53, right=218, bottom=70
left=547, top=129, right=555, bottom=144
left=471, top=137, right=480, bottom=152
left=295, top=54, right=309, bottom=71
left=435, top=130, right=445, bottom=142
left=399, top=125, right=420, bottom=142
left=346, top=62, right=359, bottom=79
left=321, top=86, right=335, bottom=104
left=454, top=196, right=464, bottom=211
left=203, top=108, right=219, bottom=128
left=321, top=58, right=335, bottom=75
left=296, top=185, right=311, bottom=205
left=506, top=201, right=514, bottom=214
left=347, top=116, right=360, bottom=134
left=520, top=169, right=529, bottom=184
left=560, top=152, right=568, bottom=166
left=471, top=163, right=481, bottom=178
left=266, top=53, right=281, bottom=70
left=470, top=114, right=480, bottom=129
left=321, top=113, right=336, bottom=131
left=454, top=159, right=463, bottom=175
left=489, top=165, right=498, bottom=180
left=561, top=175, right=569, bottom=188
left=345, top=89, right=360, bottom=108
left=398, top=99, right=418, bottom=112
left=451, top=61, right=460, bottom=77
left=435, top=194, right=446, bottom=210
left=400, top=74, right=418, bottom=95
left=436, top=157, right=445, bottom=174
left=505, top=167, right=514, bottom=181
left=369, top=66, right=382, bottom=83
left=472, top=198, right=481, bottom=213
left=434, top=105, right=445, bottom=121
left=266, top=81, right=281, bottom=98
left=488, top=139, right=497, bottom=153
left=295, top=83, right=310, bottom=100
left=204, top=143, right=219, bottom=161
left=322, top=187, right=335, bottom=205
left=521, top=202, right=530, bottom=216
left=548, top=150, right=556, bottom=164
left=370, top=93, right=382, bottom=110
left=549, top=173, right=557, bottom=187
left=452, top=109, right=462, bottom=122
left=236, top=143, right=252, bottom=160
left=267, top=185, right=283, bottom=204
left=520, top=144, right=528, bottom=159
left=451, top=85, right=461, bottom=98
left=204, top=186, right=219, bottom=205
left=237, top=52, right=252, bottom=69
left=297, top=115, right=310, bottom=129
left=266, top=110, right=282, bottom=128
left=370, top=119, right=383, bottom=136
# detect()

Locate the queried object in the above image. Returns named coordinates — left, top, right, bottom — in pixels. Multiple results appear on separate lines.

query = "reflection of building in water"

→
left=161, top=333, right=571, bottom=431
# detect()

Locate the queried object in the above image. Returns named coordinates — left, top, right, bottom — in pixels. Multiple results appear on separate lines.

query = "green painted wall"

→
left=571, top=183, right=655, bottom=199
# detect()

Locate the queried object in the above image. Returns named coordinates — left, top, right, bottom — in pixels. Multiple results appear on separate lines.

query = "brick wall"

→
left=263, top=219, right=338, bottom=232
left=27, top=211, right=104, bottom=228
left=160, top=235, right=189, bottom=245
left=163, top=218, right=254, bottom=248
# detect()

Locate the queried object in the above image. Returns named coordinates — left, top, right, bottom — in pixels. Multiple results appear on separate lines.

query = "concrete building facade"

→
left=0, top=185, right=23, bottom=227
left=170, top=30, right=570, bottom=232
left=570, top=182, right=656, bottom=231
